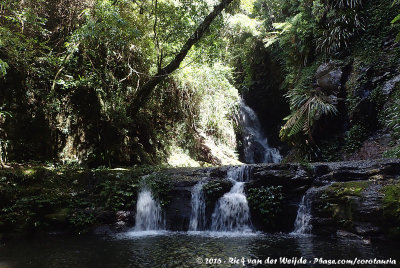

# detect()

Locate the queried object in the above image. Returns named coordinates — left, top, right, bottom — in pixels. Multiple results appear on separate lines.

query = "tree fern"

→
left=280, top=89, right=338, bottom=142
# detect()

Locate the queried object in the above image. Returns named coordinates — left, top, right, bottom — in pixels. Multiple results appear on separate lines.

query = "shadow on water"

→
left=0, top=232, right=399, bottom=267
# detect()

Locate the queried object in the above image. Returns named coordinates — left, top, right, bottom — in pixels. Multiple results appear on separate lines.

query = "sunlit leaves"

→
left=174, top=62, right=239, bottom=147
left=0, top=59, right=9, bottom=77
left=280, top=88, right=338, bottom=141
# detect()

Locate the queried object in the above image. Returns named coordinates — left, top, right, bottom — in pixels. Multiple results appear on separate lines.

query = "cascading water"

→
left=292, top=188, right=315, bottom=235
left=240, top=100, right=282, bottom=164
left=188, top=181, right=206, bottom=231
left=134, top=189, right=164, bottom=231
left=210, top=166, right=252, bottom=232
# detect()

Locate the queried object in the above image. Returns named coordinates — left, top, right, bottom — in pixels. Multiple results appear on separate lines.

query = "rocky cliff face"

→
left=164, top=159, right=400, bottom=240
left=1, top=159, right=399, bottom=241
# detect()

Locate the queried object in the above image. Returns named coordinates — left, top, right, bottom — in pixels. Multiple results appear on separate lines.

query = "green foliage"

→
left=280, top=88, right=337, bottom=142
left=393, top=1, right=400, bottom=41
left=382, top=181, right=400, bottom=237
left=98, top=179, right=138, bottom=211
left=203, top=180, right=232, bottom=206
left=381, top=85, right=400, bottom=158
left=343, top=124, right=368, bottom=153
left=247, top=186, right=284, bottom=226
left=0, top=165, right=165, bottom=233
left=384, top=95, right=400, bottom=139
left=314, top=0, right=364, bottom=54
left=173, top=62, right=239, bottom=156
left=267, top=12, right=315, bottom=67
left=68, top=199, right=96, bottom=233
left=318, top=137, right=343, bottom=161
left=0, top=0, right=245, bottom=166
left=0, top=59, right=9, bottom=77
left=142, top=173, right=172, bottom=207
left=383, top=146, right=400, bottom=158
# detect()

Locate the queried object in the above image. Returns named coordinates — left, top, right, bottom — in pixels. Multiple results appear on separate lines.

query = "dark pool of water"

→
left=0, top=231, right=398, bottom=267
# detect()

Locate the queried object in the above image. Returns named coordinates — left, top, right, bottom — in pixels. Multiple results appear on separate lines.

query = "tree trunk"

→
left=129, top=0, right=234, bottom=118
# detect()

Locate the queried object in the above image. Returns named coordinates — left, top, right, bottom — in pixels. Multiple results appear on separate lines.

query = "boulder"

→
left=382, top=74, right=400, bottom=95
left=317, top=69, right=343, bottom=93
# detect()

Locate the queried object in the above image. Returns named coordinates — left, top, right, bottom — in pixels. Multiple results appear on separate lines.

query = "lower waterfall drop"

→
left=189, top=181, right=206, bottom=231
left=134, top=189, right=164, bottom=231
left=211, top=166, right=252, bottom=232
left=292, top=188, right=314, bottom=235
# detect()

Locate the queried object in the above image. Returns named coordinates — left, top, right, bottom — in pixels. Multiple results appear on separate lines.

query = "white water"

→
left=292, top=188, right=314, bottom=235
left=189, top=181, right=206, bottom=231
left=240, top=100, right=282, bottom=164
left=134, top=189, right=164, bottom=231
left=211, top=166, right=252, bottom=232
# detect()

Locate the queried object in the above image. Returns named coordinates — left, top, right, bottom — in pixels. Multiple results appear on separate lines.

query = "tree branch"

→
left=129, top=0, right=234, bottom=118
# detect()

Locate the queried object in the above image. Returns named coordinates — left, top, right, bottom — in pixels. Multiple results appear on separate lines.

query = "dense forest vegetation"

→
left=1, top=0, right=400, bottom=240
left=1, top=0, right=400, bottom=167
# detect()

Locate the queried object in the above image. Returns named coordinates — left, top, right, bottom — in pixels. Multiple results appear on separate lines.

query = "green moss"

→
left=317, top=181, right=371, bottom=231
left=382, top=182, right=400, bottom=222
left=328, top=181, right=370, bottom=197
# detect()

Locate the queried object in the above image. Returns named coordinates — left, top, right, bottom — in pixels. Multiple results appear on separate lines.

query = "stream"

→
left=0, top=232, right=398, bottom=267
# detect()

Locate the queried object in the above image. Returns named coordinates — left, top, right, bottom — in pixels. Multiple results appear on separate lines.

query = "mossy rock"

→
left=381, top=181, right=400, bottom=229
left=316, top=181, right=371, bottom=231
left=327, top=181, right=371, bottom=198
left=203, top=179, right=232, bottom=207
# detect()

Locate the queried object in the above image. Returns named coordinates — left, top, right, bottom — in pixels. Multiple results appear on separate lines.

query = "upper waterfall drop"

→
left=240, top=100, right=282, bottom=164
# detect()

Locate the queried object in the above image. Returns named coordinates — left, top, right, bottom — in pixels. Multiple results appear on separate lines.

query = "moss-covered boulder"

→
left=312, top=179, right=400, bottom=240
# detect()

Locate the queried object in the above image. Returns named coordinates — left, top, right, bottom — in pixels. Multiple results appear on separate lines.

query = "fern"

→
left=315, top=0, right=364, bottom=54
left=280, top=89, right=338, bottom=141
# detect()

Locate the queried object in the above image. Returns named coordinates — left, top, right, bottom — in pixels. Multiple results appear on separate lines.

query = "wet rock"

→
left=317, top=69, right=343, bottom=93
left=315, top=61, right=344, bottom=94
left=315, top=62, right=336, bottom=79
left=116, top=211, right=134, bottom=224
left=345, top=132, right=393, bottom=161
left=115, top=220, right=129, bottom=231
left=354, top=223, right=380, bottom=236
left=382, top=74, right=400, bottom=95
left=165, top=186, right=193, bottom=231
left=337, top=230, right=370, bottom=244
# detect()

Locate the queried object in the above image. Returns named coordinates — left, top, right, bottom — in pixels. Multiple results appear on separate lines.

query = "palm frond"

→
left=280, top=90, right=338, bottom=141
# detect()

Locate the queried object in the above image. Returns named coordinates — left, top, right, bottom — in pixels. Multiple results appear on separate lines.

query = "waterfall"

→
left=240, top=100, right=282, bottom=164
left=134, top=189, right=164, bottom=231
left=211, top=166, right=252, bottom=232
left=292, top=188, right=314, bottom=235
left=189, top=181, right=206, bottom=231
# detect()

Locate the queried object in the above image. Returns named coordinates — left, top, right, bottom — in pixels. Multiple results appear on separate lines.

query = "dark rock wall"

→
left=164, top=159, right=400, bottom=240
left=242, top=43, right=290, bottom=149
